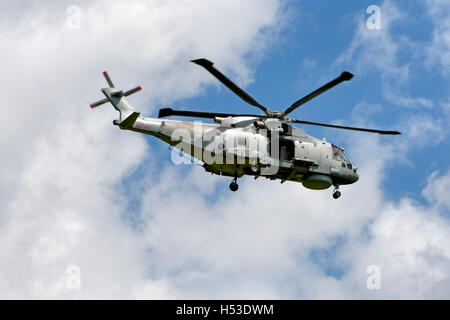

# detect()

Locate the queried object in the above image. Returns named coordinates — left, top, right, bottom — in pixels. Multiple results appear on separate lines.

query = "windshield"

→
left=343, top=151, right=351, bottom=163
left=332, top=145, right=349, bottom=162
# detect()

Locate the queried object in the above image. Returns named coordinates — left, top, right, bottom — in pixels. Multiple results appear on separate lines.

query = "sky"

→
left=0, top=0, right=449, bottom=299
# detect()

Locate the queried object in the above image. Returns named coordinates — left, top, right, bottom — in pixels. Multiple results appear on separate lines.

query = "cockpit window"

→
left=332, top=145, right=352, bottom=163
left=332, top=145, right=345, bottom=161
left=343, top=152, right=351, bottom=163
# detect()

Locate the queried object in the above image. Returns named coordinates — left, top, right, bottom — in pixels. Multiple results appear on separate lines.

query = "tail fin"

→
left=90, top=71, right=142, bottom=123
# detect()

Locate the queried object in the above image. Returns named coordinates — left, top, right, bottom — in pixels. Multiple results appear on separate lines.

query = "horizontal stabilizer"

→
left=118, top=112, right=140, bottom=130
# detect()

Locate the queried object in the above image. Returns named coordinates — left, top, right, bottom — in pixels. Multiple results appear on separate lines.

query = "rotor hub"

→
left=265, top=111, right=285, bottom=119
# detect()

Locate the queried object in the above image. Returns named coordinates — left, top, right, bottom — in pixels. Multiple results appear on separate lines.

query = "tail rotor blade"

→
left=103, top=71, right=115, bottom=88
left=90, top=98, right=109, bottom=109
left=123, top=86, right=142, bottom=97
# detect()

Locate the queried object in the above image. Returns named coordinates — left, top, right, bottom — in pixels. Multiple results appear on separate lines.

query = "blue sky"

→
left=1, top=0, right=449, bottom=299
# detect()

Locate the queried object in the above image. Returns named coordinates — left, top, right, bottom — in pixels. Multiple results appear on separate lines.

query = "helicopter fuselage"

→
left=122, top=115, right=359, bottom=190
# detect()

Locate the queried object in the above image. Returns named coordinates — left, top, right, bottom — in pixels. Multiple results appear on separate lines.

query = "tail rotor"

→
left=89, top=71, right=142, bottom=109
left=90, top=71, right=142, bottom=126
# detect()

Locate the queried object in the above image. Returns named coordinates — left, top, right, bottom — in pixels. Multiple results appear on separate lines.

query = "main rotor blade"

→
left=289, top=119, right=401, bottom=135
left=191, top=58, right=269, bottom=114
left=283, top=71, right=354, bottom=116
left=158, top=108, right=262, bottom=119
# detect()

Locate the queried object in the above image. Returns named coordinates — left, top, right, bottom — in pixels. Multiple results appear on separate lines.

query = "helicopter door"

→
left=279, top=139, right=295, bottom=161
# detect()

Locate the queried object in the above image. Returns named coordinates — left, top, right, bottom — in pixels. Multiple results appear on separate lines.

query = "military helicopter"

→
left=90, top=58, right=400, bottom=199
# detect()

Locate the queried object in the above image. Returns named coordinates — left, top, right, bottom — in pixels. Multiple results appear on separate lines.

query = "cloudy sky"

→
left=0, top=0, right=449, bottom=299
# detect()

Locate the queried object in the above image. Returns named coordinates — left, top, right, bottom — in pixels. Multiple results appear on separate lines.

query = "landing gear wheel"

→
left=229, top=177, right=239, bottom=192
left=229, top=182, right=239, bottom=192
left=333, top=191, right=341, bottom=199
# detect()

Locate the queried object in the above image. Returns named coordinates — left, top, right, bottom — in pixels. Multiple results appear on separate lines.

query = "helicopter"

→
left=90, top=58, right=400, bottom=199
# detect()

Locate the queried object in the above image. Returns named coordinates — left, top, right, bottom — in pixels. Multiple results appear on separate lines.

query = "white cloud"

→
left=425, top=0, right=450, bottom=75
left=337, top=0, right=407, bottom=79
left=0, top=0, right=285, bottom=298
left=384, top=92, right=434, bottom=109
left=400, top=113, right=447, bottom=147
left=302, top=57, right=318, bottom=70
left=340, top=197, right=450, bottom=299
left=423, top=171, right=450, bottom=211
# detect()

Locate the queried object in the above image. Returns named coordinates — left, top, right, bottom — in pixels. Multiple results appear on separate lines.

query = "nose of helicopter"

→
left=351, top=167, right=359, bottom=183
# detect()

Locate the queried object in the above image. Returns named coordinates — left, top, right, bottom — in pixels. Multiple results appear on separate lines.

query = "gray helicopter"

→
left=90, top=59, right=400, bottom=199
